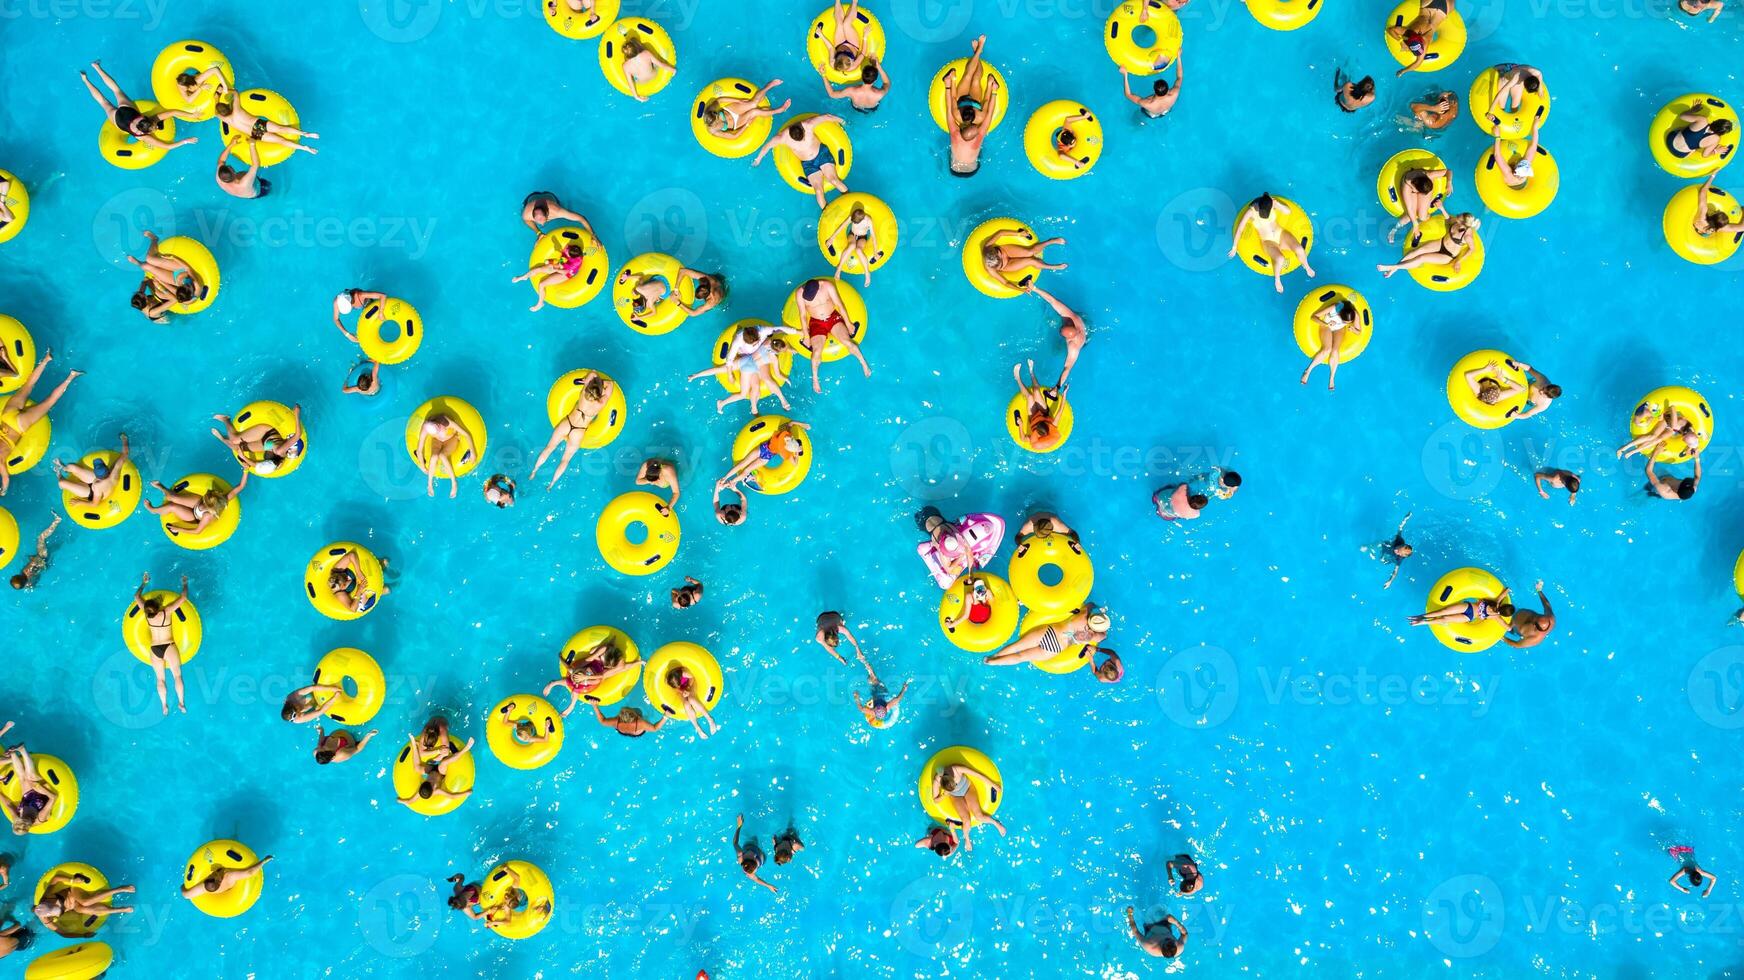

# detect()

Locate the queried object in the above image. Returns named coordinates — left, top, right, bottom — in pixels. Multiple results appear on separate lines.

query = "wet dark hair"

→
left=1496, top=603, right=1517, bottom=618
left=787, top=122, right=805, bottom=140
left=355, top=372, right=376, bottom=392
left=1188, top=494, right=1209, bottom=509
left=1545, top=384, right=1563, bottom=399
left=1706, top=211, right=1729, bottom=232
left=1408, top=174, right=1433, bottom=194
left=417, top=782, right=436, bottom=799
left=142, top=597, right=163, bottom=616
left=1522, top=76, right=1541, bottom=94
left=131, top=284, right=153, bottom=310
left=1714, top=119, right=1735, bottom=136
left=314, top=750, right=335, bottom=765
left=932, top=839, right=954, bottom=856
left=175, top=280, right=197, bottom=303
left=696, top=275, right=717, bottom=299
left=1253, top=193, right=1275, bottom=218
left=1679, top=478, right=1697, bottom=500
left=1161, top=936, right=1181, bottom=957
left=218, top=164, right=240, bottom=183
left=1689, top=868, right=1706, bottom=886
left=861, top=62, right=878, bottom=84
left=1057, top=129, right=1077, bottom=149
left=1565, top=475, right=1580, bottom=493
left=280, top=699, right=299, bottom=721
left=564, top=245, right=583, bottom=259
left=10, top=927, right=33, bottom=951
left=676, top=591, right=693, bottom=608
left=1353, top=76, right=1375, bottom=98
left=643, top=460, right=662, bottom=481
left=958, top=104, right=975, bottom=123
left=1153, top=78, right=1171, bottom=96
left=739, top=854, right=759, bottom=873
left=719, top=503, right=744, bottom=525
left=1335, top=301, right=1356, bottom=323
left=1221, top=471, right=1242, bottom=488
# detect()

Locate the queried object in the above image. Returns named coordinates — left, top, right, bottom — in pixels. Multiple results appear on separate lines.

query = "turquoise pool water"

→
left=3, top=0, right=1743, bottom=976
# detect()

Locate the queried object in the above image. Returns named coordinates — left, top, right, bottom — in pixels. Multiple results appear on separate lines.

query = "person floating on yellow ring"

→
left=985, top=605, right=1117, bottom=670
left=1408, top=587, right=1512, bottom=630
left=180, top=853, right=272, bottom=903
left=1229, top=194, right=1316, bottom=294
left=715, top=419, right=810, bottom=526
left=544, top=641, right=638, bottom=715
left=620, top=262, right=725, bottom=321
left=791, top=279, right=872, bottom=392
left=1123, top=52, right=1183, bottom=119
left=34, top=868, right=136, bottom=934
left=210, top=405, right=303, bottom=477
left=513, top=239, right=594, bottom=312
left=753, top=114, right=849, bottom=209
left=1386, top=164, right=1452, bottom=245
left=942, top=35, right=1000, bottom=177
left=704, top=78, right=793, bottom=142
left=192, top=69, right=320, bottom=158
left=79, top=60, right=200, bottom=157
left=411, top=411, right=475, bottom=499
left=1, top=746, right=60, bottom=833
left=689, top=322, right=800, bottom=414
left=395, top=722, right=474, bottom=810
left=311, top=547, right=389, bottom=619
left=815, top=0, right=889, bottom=114
left=145, top=471, right=247, bottom=539
left=530, top=371, right=616, bottom=491
left=927, top=758, right=1006, bottom=851
left=1, top=351, right=79, bottom=497
left=127, top=231, right=210, bottom=323
left=1377, top=211, right=1478, bottom=279
left=1298, top=297, right=1364, bottom=390
left=1688, top=174, right=1744, bottom=244
left=55, top=432, right=131, bottom=516
left=129, top=572, right=192, bottom=715
left=610, top=29, right=676, bottom=103
left=1387, top=0, right=1457, bottom=78
left=521, top=192, right=592, bottom=235
left=1011, top=359, right=1068, bottom=452
left=1478, top=64, right=1545, bottom=132
left=332, top=288, right=388, bottom=395
left=981, top=232, right=1066, bottom=285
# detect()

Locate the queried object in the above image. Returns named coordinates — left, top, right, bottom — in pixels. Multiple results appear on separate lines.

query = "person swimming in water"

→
left=1377, top=212, right=1479, bottom=279
left=733, top=815, right=778, bottom=893
left=1669, top=847, right=1719, bottom=898
left=1153, top=484, right=1207, bottom=522
left=1334, top=69, right=1375, bottom=111
left=671, top=575, right=703, bottom=609
left=1504, top=580, right=1555, bottom=648
left=1229, top=193, right=1316, bottom=294
left=1126, top=907, right=1188, bottom=958
left=54, top=433, right=131, bottom=509
left=313, top=724, right=377, bottom=765
left=1407, top=588, right=1514, bottom=627
left=79, top=60, right=200, bottom=156
left=1122, top=51, right=1183, bottom=119
left=1534, top=469, right=1579, bottom=506
left=1410, top=91, right=1459, bottom=129
left=1375, top=512, right=1412, bottom=589
left=1168, top=854, right=1204, bottom=895
left=772, top=824, right=805, bottom=867
left=445, top=873, right=483, bottom=915
left=1512, top=362, right=1561, bottom=420
left=521, top=192, right=591, bottom=235
left=1645, top=456, right=1701, bottom=501
left=483, top=474, right=517, bottom=508
left=1388, top=0, right=1456, bottom=78
left=1022, top=284, right=1089, bottom=390
left=714, top=481, right=749, bottom=527
left=636, top=458, right=681, bottom=507
left=215, top=139, right=270, bottom=199
left=8, top=515, right=61, bottom=592
left=914, top=825, right=959, bottom=859
left=0, top=920, right=33, bottom=959
left=1679, top=0, right=1725, bottom=21
left=985, top=605, right=1110, bottom=667
left=752, top=114, right=850, bottom=209
left=942, top=35, right=1001, bottom=177
left=592, top=703, right=665, bottom=738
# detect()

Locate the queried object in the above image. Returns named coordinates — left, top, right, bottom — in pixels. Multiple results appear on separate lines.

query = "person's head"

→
left=622, top=36, right=644, bottom=57
left=1032, top=516, right=1055, bottom=535
left=740, top=324, right=762, bottom=344
left=9, top=927, right=32, bottom=951
left=218, top=163, right=242, bottom=185
left=128, top=114, right=154, bottom=136
left=1521, top=74, right=1541, bottom=94
left=1496, top=602, right=1517, bottom=618
left=141, top=595, right=163, bottom=617
left=329, top=567, right=356, bottom=591
left=833, top=50, right=855, bottom=71
left=1689, top=868, right=1707, bottom=886
left=1028, top=417, right=1057, bottom=447
left=930, top=828, right=957, bottom=857
left=131, top=283, right=154, bottom=311
left=1153, top=77, right=1171, bottom=96
left=861, top=62, right=879, bottom=85
left=643, top=459, right=662, bottom=482
left=1253, top=193, right=1275, bottom=218
left=1565, top=475, right=1581, bottom=494
left=1679, top=478, right=1698, bottom=500
left=1477, top=378, right=1503, bottom=404
left=314, top=748, right=336, bottom=765
left=416, top=780, right=437, bottom=800
left=175, top=279, right=198, bottom=303
left=787, top=122, right=806, bottom=141
left=564, top=244, right=583, bottom=260
left=1160, top=936, right=1181, bottom=957
left=937, top=768, right=961, bottom=792
left=280, top=696, right=302, bottom=721
left=1408, top=173, right=1433, bottom=194
left=447, top=888, right=475, bottom=911
left=631, top=294, right=650, bottom=315
left=1395, top=542, right=1414, bottom=558
left=531, top=199, right=550, bottom=220
left=851, top=204, right=867, bottom=223
left=1706, top=210, right=1731, bottom=233
left=958, top=104, right=976, bottom=124
left=514, top=718, right=539, bottom=740
left=202, top=874, right=224, bottom=893
left=354, top=371, right=376, bottom=393
left=619, top=706, right=646, bottom=724
left=1221, top=471, right=1242, bottom=490
left=717, top=501, right=745, bottom=526
left=1093, top=649, right=1124, bottom=684
left=981, top=244, right=1003, bottom=270
left=9, top=574, right=26, bottom=590
left=33, top=897, right=64, bottom=919
left=1545, top=384, right=1563, bottom=399
left=801, top=278, right=821, bottom=302
left=1334, top=301, right=1357, bottom=325
left=1715, top=119, right=1736, bottom=136
left=773, top=845, right=796, bottom=866
left=1057, top=128, right=1077, bottom=150
left=1188, top=493, right=1209, bottom=510
left=739, top=851, right=760, bottom=873
left=1353, top=76, right=1375, bottom=98
left=675, top=588, right=695, bottom=608
left=584, top=375, right=607, bottom=400
left=420, top=717, right=445, bottom=747
left=697, top=274, right=720, bottom=300
left=780, top=432, right=803, bottom=456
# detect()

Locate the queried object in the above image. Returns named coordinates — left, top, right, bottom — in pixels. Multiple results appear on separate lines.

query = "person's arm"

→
left=750, top=872, right=777, bottom=894
left=1125, top=906, right=1144, bottom=941
left=1693, top=455, right=1703, bottom=489
left=751, top=132, right=783, bottom=165
left=1383, top=562, right=1402, bottom=589
left=1396, top=50, right=1426, bottom=77
left=1704, top=872, right=1719, bottom=897
left=1671, top=869, right=1691, bottom=892
left=136, top=572, right=150, bottom=605
left=734, top=814, right=744, bottom=852
left=1120, top=68, right=1142, bottom=106
left=1167, top=859, right=1179, bottom=883
left=166, top=576, right=190, bottom=613
left=1227, top=207, right=1252, bottom=256
left=1169, top=914, right=1187, bottom=945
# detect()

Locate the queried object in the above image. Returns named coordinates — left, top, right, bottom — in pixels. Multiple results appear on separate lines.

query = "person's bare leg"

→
left=832, top=323, right=871, bottom=377
left=167, top=649, right=186, bottom=713
left=89, top=61, right=130, bottom=102
left=547, top=440, right=583, bottom=490
left=14, top=370, right=80, bottom=429
left=3, top=352, right=51, bottom=413
left=151, top=657, right=171, bottom=714
left=530, top=427, right=569, bottom=479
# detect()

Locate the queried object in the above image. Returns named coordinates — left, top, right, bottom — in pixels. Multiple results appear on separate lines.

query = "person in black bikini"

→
left=1665, top=113, right=1734, bottom=166
left=54, top=433, right=130, bottom=509
left=1377, top=212, right=1479, bottom=278
left=1, top=746, right=58, bottom=835
left=592, top=703, right=664, bottom=737
left=733, top=815, right=778, bottom=893
left=446, top=873, right=482, bottom=914
left=1334, top=70, right=1375, bottom=111
left=134, top=573, right=193, bottom=715
left=1168, top=854, right=1204, bottom=894
left=79, top=60, right=200, bottom=153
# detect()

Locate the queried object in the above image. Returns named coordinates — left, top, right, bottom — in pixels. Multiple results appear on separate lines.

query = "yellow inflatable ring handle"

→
left=1104, top=1, right=1181, bottom=74
left=217, top=89, right=303, bottom=167
left=150, top=40, right=233, bottom=121
left=1292, top=285, right=1373, bottom=363
left=772, top=113, right=854, bottom=194
left=1375, top=149, right=1448, bottom=218
left=97, top=98, right=175, bottom=170
left=155, top=236, right=221, bottom=315
left=158, top=472, right=240, bottom=551
left=712, top=319, right=795, bottom=395
left=928, top=58, right=1008, bottom=134
left=818, top=192, right=900, bottom=273
left=1424, top=567, right=1508, bottom=652
left=24, top=941, right=113, bottom=980
left=643, top=641, right=724, bottom=717
left=304, top=542, right=386, bottom=621
left=598, top=18, right=678, bottom=98
left=34, top=863, right=111, bottom=937
left=918, top=745, right=1003, bottom=824
left=392, top=733, right=476, bottom=816
left=0, top=506, right=17, bottom=571
left=527, top=226, right=610, bottom=309
left=691, top=78, right=775, bottom=160
left=547, top=370, right=627, bottom=449
left=807, top=6, right=885, bottom=83
left=0, top=171, right=30, bottom=246
left=1006, top=389, right=1075, bottom=454
left=1024, top=101, right=1103, bottom=180
left=613, top=252, right=695, bottom=334
left=1445, top=349, right=1529, bottom=430
left=1630, top=386, right=1713, bottom=464
left=1233, top=196, right=1313, bottom=276
left=1474, top=141, right=1560, bottom=220
left=1649, top=94, right=1739, bottom=179
left=487, top=695, right=566, bottom=771
left=937, top=572, right=1021, bottom=652
left=1007, top=532, right=1095, bottom=618
left=559, top=625, right=643, bottom=706
left=782, top=280, right=869, bottom=362
left=961, top=218, right=1042, bottom=298
left=729, top=415, right=814, bottom=495
left=0, top=315, right=35, bottom=394
left=1662, top=183, right=1743, bottom=266
left=405, top=396, right=487, bottom=479
left=1468, top=67, right=1550, bottom=139
left=1403, top=216, right=1485, bottom=291
left=479, top=861, right=555, bottom=940
left=1247, top=0, right=1322, bottom=30
left=312, top=647, right=387, bottom=725
left=545, top=0, right=618, bottom=39
left=357, top=297, right=423, bottom=364
left=229, top=401, right=308, bottom=478
left=183, top=840, right=263, bottom=918
left=62, top=449, right=142, bottom=529
left=122, top=590, right=202, bottom=665
left=0, top=753, right=78, bottom=835
left=596, top=490, right=680, bottom=577
left=1383, top=2, right=1466, bottom=72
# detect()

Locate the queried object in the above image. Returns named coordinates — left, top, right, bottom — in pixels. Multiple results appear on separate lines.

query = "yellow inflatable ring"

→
left=155, top=236, right=220, bottom=315
left=938, top=572, right=1021, bottom=652
left=545, top=0, right=618, bottom=39
left=0, top=315, right=34, bottom=393
left=596, top=490, right=680, bottom=577
left=0, top=401, right=49, bottom=474
left=1104, top=1, right=1181, bottom=73
left=1247, top=0, right=1322, bottom=29
left=183, top=840, right=263, bottom=918
left=1468, top=67, right=1550, bottom=139
left=928, top=58, right=1008, bottom=133
left=818, top=192, right=899, bottom=273
left=527, top=226, right=609, bottom=309
left=24, top=941, right=113, bottom=980
left=123, top=590, right=202, bottom=665
left=1233, top=196, right=1313, bottom=276
left=712, top=319, right=795, bottom=396
left=1384, top=2, right=1466, bottom=72
left=61, top=449, right=141, bottom=529
left=487, top=695, right=565, bottom=771
left=1403, top=216, right=1484, bottom=291
left=0, top=753, right=78, bottom=834
left=1006, top=389, right=1075, bottom=454
left=1445, top=349, right=1529, bottom=429
left=0, top=170, right=29, bottom=245
left=1017, top=607, right=1098, bottom=674
left=808, top=6, right=885, bottom=83
left=1292, top=285, right=1373, bottom=363
left=546, top=369, right=626, bottom=449
left=228, top=400, right=307, bottom=478
left=1733, top=548, right=1744, bottom=600
left=1007, top=532, right=1094, bottom=617
left=479, top=861, right=555, bottom=940
left=1475, top=141, right=1560, bottom=219
left=772, top=113, right=854, bottom=194
left=159, top=473, right=240, bottom=551
left=392, top=733, right=476, bottom=817
left=691, top=77, right=775, bottom=159
left=1663, top=183, right=1743, bottom=266
left=356, top=297, right=422, bottom=364
left=405, top=396, right=487, bottom=479
left=598, top=18, right=677, bottom=98
left=0, top=506, right=17, bottom=570
left=643, top=641, right=724, bottom=718
left=1650, top=94, right=1739, bottom=178
left=782, top=280, right=868, bottom=363
left=961, top=217, right=1043, bottom=298
left=918, top=746, right=1002, bottom=825
left=218, top=89, right=304, bottom=167
left=1375, top=149, right=1448, bottom=218
left=312, top=647, right=387, bottom=725
left=149, top=40, right=233, bottom=121
left=559, top=624, right=643, bottom=706
left=1024, top=101, right=1102, bottom=180
left=304, top=542, right=386, bottom=621
left=1631, top=386, right=1713, bottom=464
left=97, top=99, right=176, bottom=170
left=34, top=863, right=111, bottom=937
left=614, top=252, right=696, bottom=334
left=730, top=415, right=813, bottom=495
left=1424, top=567, right=1508, bottom=652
